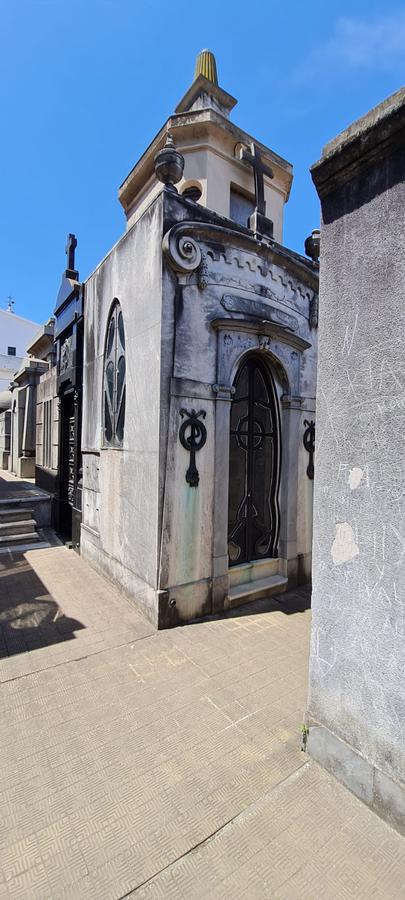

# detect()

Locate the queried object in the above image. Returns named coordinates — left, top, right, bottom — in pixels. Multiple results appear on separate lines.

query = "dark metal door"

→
left=228, top=356, right=280, bottom=567
left=59, top=394, right=75, bottom=537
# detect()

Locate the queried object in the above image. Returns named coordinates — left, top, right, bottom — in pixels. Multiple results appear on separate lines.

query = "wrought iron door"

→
left=228, top=356, right=280, bottom=566
left=59, top=394, right=75, bottom=537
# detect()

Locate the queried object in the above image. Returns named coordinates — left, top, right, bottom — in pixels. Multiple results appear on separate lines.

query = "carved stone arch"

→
left=229, top=343, right=291, bottom=398
left=217, top=327, right=294, bottom=398
left=262, top=350, right=290, bottom=396
left=180, top=180, right=203, bottom=203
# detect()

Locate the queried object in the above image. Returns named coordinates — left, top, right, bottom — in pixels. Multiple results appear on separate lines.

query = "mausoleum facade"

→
left=80, top=52, right=319, bottom=627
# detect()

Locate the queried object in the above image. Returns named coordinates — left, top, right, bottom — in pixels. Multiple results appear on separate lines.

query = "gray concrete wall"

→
left=308, top=89, right=405, bottom=809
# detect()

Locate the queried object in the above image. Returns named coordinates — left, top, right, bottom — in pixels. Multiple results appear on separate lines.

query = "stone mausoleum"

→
left=307, top=87, right=405, bottom=832
left=79, top=51, right=319, bottom=627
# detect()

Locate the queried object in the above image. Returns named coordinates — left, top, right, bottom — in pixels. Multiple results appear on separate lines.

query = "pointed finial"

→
left=194, top=49, right=218, bottom=86
left=154, top=132, right=184, bottom=191
left=6, top=296, right=14, bottom=313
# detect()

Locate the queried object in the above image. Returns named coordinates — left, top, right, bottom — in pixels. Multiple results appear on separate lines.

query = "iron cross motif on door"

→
left=238, top=143, right=274, bottom=216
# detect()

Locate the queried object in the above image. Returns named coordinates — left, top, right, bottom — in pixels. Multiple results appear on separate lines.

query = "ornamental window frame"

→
left=103, top=300, right=126, bottom=448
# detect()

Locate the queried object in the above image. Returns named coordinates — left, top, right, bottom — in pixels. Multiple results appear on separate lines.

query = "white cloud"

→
left=291, top=12, right=405, bottom=83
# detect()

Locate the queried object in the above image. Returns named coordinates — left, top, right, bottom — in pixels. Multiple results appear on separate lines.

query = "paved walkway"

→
left=0, top=470, right=47, bottom=501
left=0, top=545, right=404, bottom=899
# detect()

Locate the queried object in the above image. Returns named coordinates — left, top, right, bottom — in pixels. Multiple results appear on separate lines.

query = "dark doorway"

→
left=228, top=356, right=280, bottom=567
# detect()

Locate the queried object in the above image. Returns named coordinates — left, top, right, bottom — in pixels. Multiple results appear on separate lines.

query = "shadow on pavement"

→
left=0, top=552, right=84, bottom=657
left=187, top=585, right=311, bottom=626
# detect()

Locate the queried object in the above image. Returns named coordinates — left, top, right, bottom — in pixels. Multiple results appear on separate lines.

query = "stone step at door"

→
left=0, top=506, right=40, bottom=547
left=0, top=507, right=35, bottom=524
left=226, top=573, right=288, bottom=610
left=0, top=518, right=37, bottom=538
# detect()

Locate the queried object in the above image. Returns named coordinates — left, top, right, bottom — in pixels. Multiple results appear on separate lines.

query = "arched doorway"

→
left=228, top=355, right=280, bottom=567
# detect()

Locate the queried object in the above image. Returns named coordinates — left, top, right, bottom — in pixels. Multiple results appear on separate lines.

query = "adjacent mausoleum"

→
left=0, top=304, right=40, bottom=411
left=307, top=86, right=405, bottom=833
left=8, top=318, right=55, bottom=478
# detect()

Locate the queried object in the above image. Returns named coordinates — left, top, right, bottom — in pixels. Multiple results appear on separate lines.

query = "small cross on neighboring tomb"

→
left=239, top=142, right=275, bottom=239
left=65, top=233, right=78, bottom=277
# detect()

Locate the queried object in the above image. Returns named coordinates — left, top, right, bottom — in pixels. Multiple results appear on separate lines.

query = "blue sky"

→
left=1, top=0, right=404, bottom=323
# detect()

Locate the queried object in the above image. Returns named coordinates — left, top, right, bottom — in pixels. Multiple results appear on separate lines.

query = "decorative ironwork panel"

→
left=60, top=334, right=73, bottom=373
left=60, top=396, right=76, bottom=511
left=179, top=409, right=207, bottom=487
left=228, top=356, right=280, bottom=566
left=303, top=419, right=315, bottom=480
left=104, top=302, right=126, bottom=446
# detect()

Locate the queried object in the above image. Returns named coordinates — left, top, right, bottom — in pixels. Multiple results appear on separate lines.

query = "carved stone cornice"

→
left=281, top=394, right=304, bottom=410
left=210, top=317, right=311, bottom=352
left=162, top=221, right=319, bottom=291
left=212, top=383, right=235, bottom=400
left=221, top=293, right=299, bottom=332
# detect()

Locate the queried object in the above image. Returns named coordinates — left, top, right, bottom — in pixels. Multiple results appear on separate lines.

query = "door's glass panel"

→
left=107, top=318, right=115, bottom=356
left=104, top=396, right=112, bottom=442
left=228, top=430, right=248, bottom=563
left=118, top=311, right=125, bottom=350
left=251, top=435, right=274, bottom=558
left=106, top=361, right=114, bottom=405
left=117, top=356, right=125, bottom=408
left=254, top=367, right=269, bottom=404
left=234, top=363, right=249, bottom=401
left=253, top=401, right=274, bottom=436
left=116, top=388, right=125, bottom=442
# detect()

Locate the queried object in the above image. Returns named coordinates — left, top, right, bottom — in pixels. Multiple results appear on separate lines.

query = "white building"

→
left=0, top=307, right=41, bottom=410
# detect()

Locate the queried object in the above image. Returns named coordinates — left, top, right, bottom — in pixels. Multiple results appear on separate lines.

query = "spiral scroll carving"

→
left=163, top=225, right=202, bottom=274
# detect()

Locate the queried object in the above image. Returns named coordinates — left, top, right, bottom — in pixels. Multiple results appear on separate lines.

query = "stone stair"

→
left=226, top=557, right=288, bottom=609
left=0, top=507, right=40, bottom=547
left=227, top=573, right=288, bottom=609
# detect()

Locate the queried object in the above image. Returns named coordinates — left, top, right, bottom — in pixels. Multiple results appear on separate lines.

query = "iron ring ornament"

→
left=303, top=419, right=315, bottom=480
left=179, top=408, right=207, bottom=487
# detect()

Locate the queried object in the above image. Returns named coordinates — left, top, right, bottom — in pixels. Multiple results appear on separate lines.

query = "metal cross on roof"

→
left=65, top=233, right=77, bottom=274
left=239, top=143, right=274, bottom=216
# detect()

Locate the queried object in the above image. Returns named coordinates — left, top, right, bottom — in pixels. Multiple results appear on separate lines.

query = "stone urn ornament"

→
left=304, top=228, right=321, bottom=263
left=154, top=133, right=184, bottom=192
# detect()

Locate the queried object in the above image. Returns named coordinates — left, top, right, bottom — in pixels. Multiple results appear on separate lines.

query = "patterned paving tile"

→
left=0, top=547, right=404, bottom=898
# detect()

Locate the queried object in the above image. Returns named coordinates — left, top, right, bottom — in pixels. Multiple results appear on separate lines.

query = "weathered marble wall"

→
left=307, top=87, right=405, bottom=832
left=81, top=198, right=165, bottom=624
left=158, top=196, right=318, bottom=624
